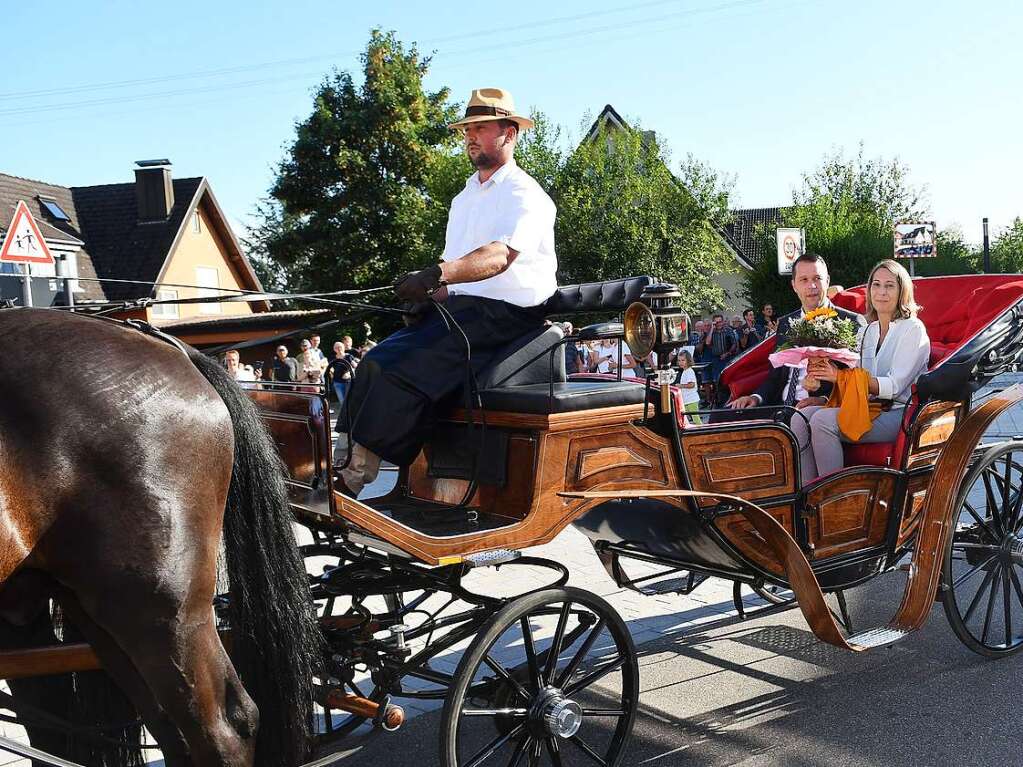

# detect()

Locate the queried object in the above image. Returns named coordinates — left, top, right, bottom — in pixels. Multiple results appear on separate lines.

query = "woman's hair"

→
left=676, top=349, right=694, bottom=367
left=865, top=258, right=921, bottom=321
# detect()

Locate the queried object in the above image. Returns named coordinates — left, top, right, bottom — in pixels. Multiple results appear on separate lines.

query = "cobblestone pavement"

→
left=4, top=374, right=1023, bottom=766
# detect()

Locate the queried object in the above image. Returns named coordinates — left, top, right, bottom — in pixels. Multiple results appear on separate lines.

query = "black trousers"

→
left=338, top=295, right=546, bottom=466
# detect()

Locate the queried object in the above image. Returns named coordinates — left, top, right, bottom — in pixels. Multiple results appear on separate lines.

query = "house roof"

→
left=0, top=170, right=266, bottom=308
left=720, top=207, right=791, bottom=268
left=0, top=173, right=104, bottom=300
left=70, top=177, right=204, bottom=301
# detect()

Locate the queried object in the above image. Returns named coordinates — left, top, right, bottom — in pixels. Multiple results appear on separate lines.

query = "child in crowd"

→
left=675, top=349, right=702, bottom=424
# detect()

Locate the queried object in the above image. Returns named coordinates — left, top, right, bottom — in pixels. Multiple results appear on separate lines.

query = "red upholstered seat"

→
left=843, top=441, right=896, bottom=468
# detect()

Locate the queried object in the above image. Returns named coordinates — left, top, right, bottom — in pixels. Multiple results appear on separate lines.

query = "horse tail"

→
left=187, top=349, right=322, bottom=767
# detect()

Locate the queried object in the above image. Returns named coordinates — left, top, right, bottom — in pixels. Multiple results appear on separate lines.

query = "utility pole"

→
left=983, top=217, right=991, bottom=273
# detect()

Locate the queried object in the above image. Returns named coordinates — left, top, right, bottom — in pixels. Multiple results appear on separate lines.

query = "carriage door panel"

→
left=680, top=426, right=798, bottom=506
left=803, top=471, right=898, bottom=559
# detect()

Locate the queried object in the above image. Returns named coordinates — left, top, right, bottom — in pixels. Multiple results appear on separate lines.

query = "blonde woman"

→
left=791, top=259, right=930, bottom=484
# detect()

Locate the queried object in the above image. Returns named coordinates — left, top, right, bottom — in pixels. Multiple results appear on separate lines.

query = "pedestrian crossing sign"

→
left=0, top=200, right=54, bottom=265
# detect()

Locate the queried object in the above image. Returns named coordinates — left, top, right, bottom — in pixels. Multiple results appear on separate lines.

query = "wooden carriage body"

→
left=250, top=275, right=1023, bottom=605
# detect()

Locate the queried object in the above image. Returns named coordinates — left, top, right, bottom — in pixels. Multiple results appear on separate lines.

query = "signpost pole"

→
left=21, top=263, right=33, bottom=308
left=983, top=217, right=991, bottom=273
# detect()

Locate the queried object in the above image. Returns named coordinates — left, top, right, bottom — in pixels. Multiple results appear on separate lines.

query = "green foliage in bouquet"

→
left=779, top=307, right=859, bottom=352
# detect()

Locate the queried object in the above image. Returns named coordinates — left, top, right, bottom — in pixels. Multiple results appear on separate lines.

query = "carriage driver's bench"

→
left=328, top=276, right=695, bottom=564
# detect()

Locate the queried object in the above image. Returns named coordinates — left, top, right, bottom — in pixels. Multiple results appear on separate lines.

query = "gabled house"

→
left=586, top=105, right=789, bottom=313
left=0, top=160, right=269, bottom=321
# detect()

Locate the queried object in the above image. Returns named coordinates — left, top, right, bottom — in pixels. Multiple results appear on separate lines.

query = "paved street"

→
left=4, top=375, right=1023, bottom=766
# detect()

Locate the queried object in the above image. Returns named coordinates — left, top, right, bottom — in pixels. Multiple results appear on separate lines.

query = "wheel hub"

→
left=531, top=687, right=583, bottom=739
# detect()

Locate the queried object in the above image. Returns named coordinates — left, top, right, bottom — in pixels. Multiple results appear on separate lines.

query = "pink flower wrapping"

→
left=768, top=345, right=860, bottom=369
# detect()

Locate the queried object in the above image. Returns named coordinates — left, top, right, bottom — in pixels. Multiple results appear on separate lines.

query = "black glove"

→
left=395, top=264, right=444, bottom=304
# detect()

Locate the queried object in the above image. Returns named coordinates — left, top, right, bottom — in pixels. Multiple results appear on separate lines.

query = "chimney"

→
left=134, top=159, right=174, bottom=221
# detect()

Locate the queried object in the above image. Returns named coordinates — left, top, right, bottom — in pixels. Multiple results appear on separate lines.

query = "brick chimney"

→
left=134, top=159, right=174, bottom=221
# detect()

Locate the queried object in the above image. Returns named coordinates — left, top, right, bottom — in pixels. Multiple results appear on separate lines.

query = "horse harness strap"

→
left=0, top=733, right=87, bottom=767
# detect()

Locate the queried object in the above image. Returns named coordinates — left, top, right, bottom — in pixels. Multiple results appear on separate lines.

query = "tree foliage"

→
left=554, top=121, right=734, bottom=312
left=246, top=30, right=459, bottom=294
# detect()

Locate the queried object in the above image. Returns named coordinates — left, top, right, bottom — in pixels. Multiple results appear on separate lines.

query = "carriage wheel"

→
left=440, top=587, right=638, bottom=767
left=942, top=442, right=1023, bottom=657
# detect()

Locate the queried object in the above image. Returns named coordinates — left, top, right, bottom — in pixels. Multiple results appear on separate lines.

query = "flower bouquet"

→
left=768, top=307, right=859, bottom=369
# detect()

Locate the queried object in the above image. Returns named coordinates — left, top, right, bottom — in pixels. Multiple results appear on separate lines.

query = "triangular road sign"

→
left=0, top=200, right=54, bottom=265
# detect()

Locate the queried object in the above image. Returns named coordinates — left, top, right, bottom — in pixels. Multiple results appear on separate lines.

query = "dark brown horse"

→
left=0, top=308, right=322, bottom=766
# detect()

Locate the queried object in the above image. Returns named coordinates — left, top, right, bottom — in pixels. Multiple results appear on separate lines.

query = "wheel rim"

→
left=944, top=445, right=1023, bottom=655
left=446, top=589, right=637, bottom=766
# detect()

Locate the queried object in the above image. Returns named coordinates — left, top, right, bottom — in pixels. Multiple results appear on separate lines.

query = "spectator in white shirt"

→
left=675, top=349, right=702, bottom=424
left=224, top=349, right=255, bottom=382
left=791, top=259, right=930, bottom=484
left=335, top=88, right=557, bottom=497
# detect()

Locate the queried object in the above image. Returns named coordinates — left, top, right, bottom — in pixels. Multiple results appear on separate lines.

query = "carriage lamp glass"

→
left=624, top=302, right=657, bottom=360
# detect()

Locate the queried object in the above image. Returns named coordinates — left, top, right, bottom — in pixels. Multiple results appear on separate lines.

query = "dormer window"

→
left=38, top=196, right=70, bottom=222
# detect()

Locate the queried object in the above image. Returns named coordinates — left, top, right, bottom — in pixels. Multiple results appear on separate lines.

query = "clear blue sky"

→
left=3, top=0, right=1019, bottom=248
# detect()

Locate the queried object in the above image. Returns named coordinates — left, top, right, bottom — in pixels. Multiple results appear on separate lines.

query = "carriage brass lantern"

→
left=624, top=283, right=689, bottom=413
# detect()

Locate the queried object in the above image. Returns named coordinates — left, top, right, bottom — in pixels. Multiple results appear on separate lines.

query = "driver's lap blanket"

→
left=338, top=295, right=546, bottom=465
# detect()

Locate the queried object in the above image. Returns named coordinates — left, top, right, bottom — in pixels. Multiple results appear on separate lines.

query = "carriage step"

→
left=638, top=577, right=701, bottom=596
left=847, top=627, right=910, bottom=648
left=466, top=549, right=521, bottom=567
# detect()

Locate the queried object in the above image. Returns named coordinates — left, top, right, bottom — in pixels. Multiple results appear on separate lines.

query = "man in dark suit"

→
left=723, top=253, right=866, bottom=414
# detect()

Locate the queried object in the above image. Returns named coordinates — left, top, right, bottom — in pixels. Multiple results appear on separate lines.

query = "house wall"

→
left=149, top=202, right=253, bottom=323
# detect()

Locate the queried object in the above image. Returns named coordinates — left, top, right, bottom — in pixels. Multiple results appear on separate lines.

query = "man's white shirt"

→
left=443, top=158, right=557, bottom=308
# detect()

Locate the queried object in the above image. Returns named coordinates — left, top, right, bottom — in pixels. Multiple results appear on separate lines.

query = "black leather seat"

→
left=479, top=381, right=647, bottom=414
left=464, top=276, right=656, bottom=415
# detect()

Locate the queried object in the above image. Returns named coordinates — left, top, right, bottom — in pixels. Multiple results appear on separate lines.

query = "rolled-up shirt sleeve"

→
left=493, top=188, right=552, bottom=255
left=875, top=320, right=930, bottom=401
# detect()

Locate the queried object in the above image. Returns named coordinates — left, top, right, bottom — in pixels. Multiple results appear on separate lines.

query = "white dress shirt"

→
left=443, top=158, right=557, bottom=307
left=860, top=317, right=930, bottom=407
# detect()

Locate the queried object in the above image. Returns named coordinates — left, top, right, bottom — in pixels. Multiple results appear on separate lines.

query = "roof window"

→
left=38, top=196, right=71, bottom=222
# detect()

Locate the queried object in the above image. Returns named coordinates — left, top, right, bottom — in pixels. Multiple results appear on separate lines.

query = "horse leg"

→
left=54, top=588, right=192, bottom=766
left=59, top=548, right=259, bottom=767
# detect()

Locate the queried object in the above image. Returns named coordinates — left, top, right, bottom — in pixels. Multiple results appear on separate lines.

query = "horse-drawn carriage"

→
left=3, top=273, right=1023, bottom=767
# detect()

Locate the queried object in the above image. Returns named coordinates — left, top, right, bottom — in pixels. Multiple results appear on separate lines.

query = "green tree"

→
left=991, top=217, right=1023, bottom=273
left=246, top=30, right=459, bottom=294
left=743, top=146, right=928, bottom=308
left=554, top=120, right=734, bottom=312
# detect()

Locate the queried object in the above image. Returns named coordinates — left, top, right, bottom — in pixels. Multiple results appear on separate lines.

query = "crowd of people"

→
left=222, top=332, right=376, bottom=402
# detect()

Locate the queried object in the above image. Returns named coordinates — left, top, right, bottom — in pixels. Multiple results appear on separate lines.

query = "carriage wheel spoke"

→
left=483, top=653, right=531, bottom=703
left=528, top=736, right=543, bottom=766
left=547, top=736, right=565, bottom=766
left=555, top=618, right=606, bottom=688
left=462, top=708, right=528, bottom=718
left=982, top=471, right=1006, bottom=537
left=544, top=602, right=573, bottom=685
left=506, top=736, right=529, bottom=767
left=963, top=564, right=999, bottom=623
left=582, top=708, right=628, bottom=717
left=981, top=565, right=1001, bottom=645
left=568, top=734, right=608, bottom=766
left=963, top=502, right=999, bottom=542
left=1003, top=567, right=1014, bottom=648
left=1009, top=565, right=1023, bottom=609
left=565, top=657, right=626, bottom=697
left=520, top=616, right=544, bottom=693
left=466, top=723, right=526, bottom=767
left=952, top=554, right=999, bottom=590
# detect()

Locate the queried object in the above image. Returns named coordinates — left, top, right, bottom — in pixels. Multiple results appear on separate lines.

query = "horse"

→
left=0, top=308, right=323, bottom=766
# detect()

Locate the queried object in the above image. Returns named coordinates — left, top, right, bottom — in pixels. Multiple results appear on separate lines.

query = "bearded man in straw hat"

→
left=335, top=88, right=557, bottom=497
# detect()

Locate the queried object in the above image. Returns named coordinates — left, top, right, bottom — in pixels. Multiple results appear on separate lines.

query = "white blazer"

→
left=860, top=317, right=931, bottom=407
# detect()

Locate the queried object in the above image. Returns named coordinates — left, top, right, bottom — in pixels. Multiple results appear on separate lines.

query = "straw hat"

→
left=449, top=88, right=534, bottom=131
